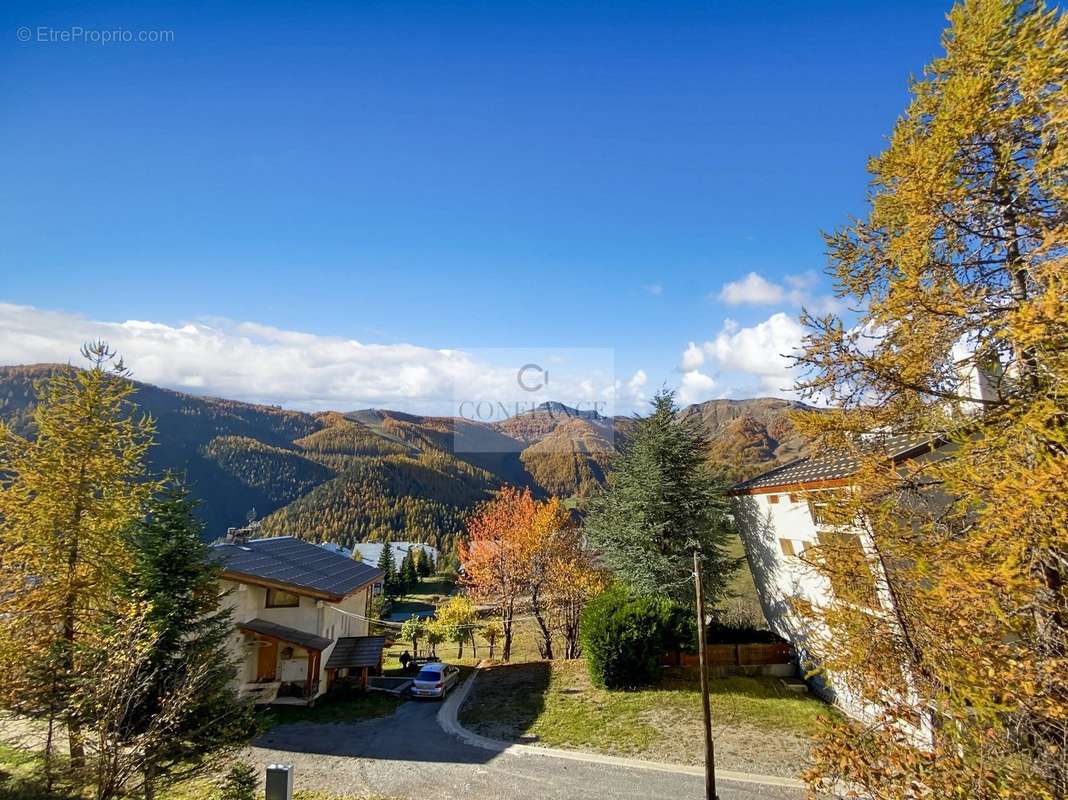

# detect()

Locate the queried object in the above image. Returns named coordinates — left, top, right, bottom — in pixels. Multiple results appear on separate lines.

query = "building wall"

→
left=731, top=490, right=871, bottom=720
left=221, top=579, right=372, bottom=697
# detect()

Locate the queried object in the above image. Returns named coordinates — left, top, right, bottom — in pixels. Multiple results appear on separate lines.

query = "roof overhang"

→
left=728, top=477, right=852, bottom=496
left=222, top=570, right=343, bottom=602
left=239, top=618, right=333, bottom=651
left=325, top=636, right=386, bottom=670
left=728, top=435, right=948, bottom=497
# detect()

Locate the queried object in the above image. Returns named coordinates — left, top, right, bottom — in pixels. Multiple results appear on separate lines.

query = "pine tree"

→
left=585, top=389, right=739, bottom=605
left=377, top=542, right=397, bottom=596
left=116, top=483, right=254, bottom=799
left=399, top=549, right=418, bottom=592
left=0, top=343, right=156, bottom=772
left=416, top=547, right=433, bottom=578
left=218, top=763, right=257, bottom=800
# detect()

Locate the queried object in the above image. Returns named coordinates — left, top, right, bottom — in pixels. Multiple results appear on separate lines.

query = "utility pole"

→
left=694, top=550, right=718, bottom=800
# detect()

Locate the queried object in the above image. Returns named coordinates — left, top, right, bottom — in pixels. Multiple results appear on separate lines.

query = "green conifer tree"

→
left=399, top=549, right=418, bottom=592
left=117, top=482, right=254, bottom=798
left=416, top=547, right=433, bottom=578
left=585, top=389, right=739, bottom=605
left=377, top=542, right=397, bottom=596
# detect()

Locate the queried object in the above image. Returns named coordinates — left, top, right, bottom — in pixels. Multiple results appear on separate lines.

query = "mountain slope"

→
left=0, top=365, right=811, bottom=548
left=0, top=367, right=519, bottom=545
left=0, top=364, right=327, bottom=534
left=679, top=398, right=812, bottom=480
left=519, top=417, right=614, bottom=497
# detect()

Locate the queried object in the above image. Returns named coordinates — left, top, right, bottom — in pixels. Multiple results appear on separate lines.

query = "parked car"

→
left=411, top=662, right=461, bottom=699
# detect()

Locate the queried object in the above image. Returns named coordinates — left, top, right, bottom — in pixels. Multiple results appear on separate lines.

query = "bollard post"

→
left=265, top=764, right=293, bottom=800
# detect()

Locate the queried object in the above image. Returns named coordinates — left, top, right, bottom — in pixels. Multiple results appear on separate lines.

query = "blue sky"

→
left=0, top=1, right=951, bottom=413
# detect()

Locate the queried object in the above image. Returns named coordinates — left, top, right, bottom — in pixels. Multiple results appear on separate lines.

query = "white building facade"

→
left=730, top=434, right=943, bottom=733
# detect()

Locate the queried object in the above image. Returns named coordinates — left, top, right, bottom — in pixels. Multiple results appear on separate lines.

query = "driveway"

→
left=251, top=697, right=809, bottom=800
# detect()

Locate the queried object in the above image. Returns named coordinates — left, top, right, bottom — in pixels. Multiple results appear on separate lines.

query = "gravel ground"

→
left=2, top=699, right=811, bottom=800
left=248, top=698, right=808, bottom=800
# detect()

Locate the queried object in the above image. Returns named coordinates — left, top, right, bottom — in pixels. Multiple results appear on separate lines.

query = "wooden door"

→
left=256, top=639, right=278, bottom=680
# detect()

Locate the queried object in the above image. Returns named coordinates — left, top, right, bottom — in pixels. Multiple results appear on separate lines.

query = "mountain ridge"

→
left=0, top=363, right=811, bottom=548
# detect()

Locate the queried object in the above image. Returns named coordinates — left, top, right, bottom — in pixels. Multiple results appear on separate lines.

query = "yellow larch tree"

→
left=0, top=342, right=157, bottom=772
left=791, top=1, right=1068, bottom=797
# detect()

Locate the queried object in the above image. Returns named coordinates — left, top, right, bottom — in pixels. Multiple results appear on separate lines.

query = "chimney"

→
left=951, top=336, right=1005, bottom=417
left=226, top=520, right=260, bottom=544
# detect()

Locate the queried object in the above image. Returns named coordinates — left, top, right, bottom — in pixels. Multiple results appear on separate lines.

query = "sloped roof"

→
left=322, top=541, right=439, bottom=570
left=211, top=536, right=382, bottom=600
left=325, top=636, right=386, bottom=670
left=238, top=618, right=332, bottom=651
left=731, top=433, right=940, bottom=494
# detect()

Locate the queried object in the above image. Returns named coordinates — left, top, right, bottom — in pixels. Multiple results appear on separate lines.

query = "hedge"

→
left=579, top=584, right=695, bottom=690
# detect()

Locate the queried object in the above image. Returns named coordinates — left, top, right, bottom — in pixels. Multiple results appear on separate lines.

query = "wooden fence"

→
left=664, top=642, right=795, bottom=669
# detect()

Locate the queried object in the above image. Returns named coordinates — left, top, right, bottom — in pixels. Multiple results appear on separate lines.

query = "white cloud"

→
left=707, top=313, right=806, bottom=396
left=0, top=303, right=627, bottom=416
left=715, top=271, right=842, bottom=314
left=680, top=341, right=704, bottom=371
left=677, top=370, right=716, bottom=405
left=784, top=271, right=820, bottom=291
left=642, top=284, right=663, bottom=296
left=717, top=272, right=786, bottom=305
left=604, top=369, right=649, bottom=409
left=627, top=369, right=647, bottom=393
left=677, top=312, right=807, bottom=400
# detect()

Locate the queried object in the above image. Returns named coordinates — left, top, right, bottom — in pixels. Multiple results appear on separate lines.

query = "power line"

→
left=326, top=604, right=540, bottom=630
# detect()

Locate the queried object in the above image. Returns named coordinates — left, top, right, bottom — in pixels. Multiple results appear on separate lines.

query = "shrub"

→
left=580, top=584, right=695, bottom=690
left=714, top=592, right=769, bottom=631
left=218, top=763, right=257, bottom=800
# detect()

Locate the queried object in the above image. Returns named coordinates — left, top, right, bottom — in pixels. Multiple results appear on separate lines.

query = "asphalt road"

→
left=250, top=698, right=809, bottom=800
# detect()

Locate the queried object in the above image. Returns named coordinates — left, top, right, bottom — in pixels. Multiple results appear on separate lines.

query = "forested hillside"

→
left=259, top=451, right=499, bottom=553
left=679, top=398, right=810, bottom=481
left=0, top=365, right=811, bottom=551
left=516, top=416, right=615, bottom=497
left=0, top=364, right=327, bottom=534
left=0, top=366, right=513, bottom=547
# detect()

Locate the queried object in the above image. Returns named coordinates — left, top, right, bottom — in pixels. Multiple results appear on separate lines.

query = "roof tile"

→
left=211, top=536, right=383, bottom=598
left=731, top=433, right=937, bottom=493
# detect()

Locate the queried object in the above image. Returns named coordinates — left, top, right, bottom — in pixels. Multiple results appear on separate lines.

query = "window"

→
left=808, top=499, right=832, bottom=526
left=816, top=531, right=879, bottom=609
left=265, top=588, right=300, bottom=608
left=788, top=493, right=800, bottom=503
left=767, top=494, right=780, bottom=504
left=779, top=538, right=796, bottom=557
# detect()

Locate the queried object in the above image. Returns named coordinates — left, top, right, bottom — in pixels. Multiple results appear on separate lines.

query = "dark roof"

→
left=238, top=618, right=332, bottom=651
left=211, top=537, right=383, bottom=599
left=731, top=433, right=940, bottom=493
left=325, top=636, right=387, bottom=670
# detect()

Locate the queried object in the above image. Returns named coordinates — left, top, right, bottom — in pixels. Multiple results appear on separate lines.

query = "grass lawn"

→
left=402, top=576, right=455, bottom=598
left=257, top=691, right=403, bottom=727
left=385, top=575, right=457, bottom=620
left=459, top=659, right=832, bottom=778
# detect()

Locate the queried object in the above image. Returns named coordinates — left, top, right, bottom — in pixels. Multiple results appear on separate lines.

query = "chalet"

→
left=728, top=433, right=945, bottom=728
left=210, top=535, right=385, bottom=705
